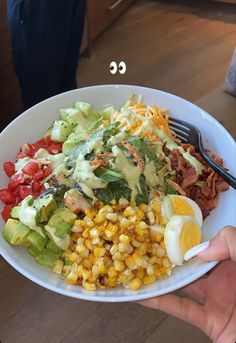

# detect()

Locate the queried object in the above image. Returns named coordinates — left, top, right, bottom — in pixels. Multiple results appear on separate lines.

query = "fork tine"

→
left=169, top=124, right=189, bottom=137
left=174, top=133, right=188, bottom=142
left=169, top=122, right=190, bottom=134
left=169, top=117, right=193, bottom=129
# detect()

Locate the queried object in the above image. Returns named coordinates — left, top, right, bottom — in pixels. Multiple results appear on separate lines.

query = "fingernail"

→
left=184, top=241, right=210, bottom=262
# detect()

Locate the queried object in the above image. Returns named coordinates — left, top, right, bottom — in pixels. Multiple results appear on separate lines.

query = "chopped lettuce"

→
left=94, top=167, right=123, bottom=183
left=125, top=136, right=162, bottom=167
left=95, top=175, right=148, bottom=205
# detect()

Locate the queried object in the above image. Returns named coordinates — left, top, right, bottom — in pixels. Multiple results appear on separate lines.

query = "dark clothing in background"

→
left=7, top=0, right=86, bottom=110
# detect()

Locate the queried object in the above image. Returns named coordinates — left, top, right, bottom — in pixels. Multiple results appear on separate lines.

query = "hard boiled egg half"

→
left=161, top=195, right=203, bottom=227
left=164, top=215, right=202, bottom=265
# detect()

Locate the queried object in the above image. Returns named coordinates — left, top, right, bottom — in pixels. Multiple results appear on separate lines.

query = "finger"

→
left=181, top=278, right=206, bottom=304
left=138, top=293, right=206, bottom=330
left=198, top=226, right=236, bottom=262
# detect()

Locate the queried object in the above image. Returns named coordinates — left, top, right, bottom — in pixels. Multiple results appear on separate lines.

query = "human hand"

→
left=138, top=226, right=236, bottom=343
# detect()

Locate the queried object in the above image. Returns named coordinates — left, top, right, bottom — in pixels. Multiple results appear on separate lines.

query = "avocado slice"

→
left=35, top=248, right=61, bottom=268
left=36, top=194, right=57, bottom=223
left=18, top=196, right=44, bottom=237
left=11, top=206, right=20, bottom=219
left=46, top=240, right=63, bottom=255
left=28, top=246, right=41, bottom=257
left=48, top=214, right=71, bottom=238
left=53, top=207, right=77, bottom=225
left=44, top=225, right=70, bottom=250
left=26, top=231, right=47, bottom=251
left=51, top=120, right=73, bottom=142
left=3, top=219, right=31, bottom=246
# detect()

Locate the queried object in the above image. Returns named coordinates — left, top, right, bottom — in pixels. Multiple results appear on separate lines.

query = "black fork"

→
left=168, top=117, right=236, bottom=189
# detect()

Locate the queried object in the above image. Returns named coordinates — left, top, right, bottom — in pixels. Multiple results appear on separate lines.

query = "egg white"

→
left=164, top=215, right=202, bottom=266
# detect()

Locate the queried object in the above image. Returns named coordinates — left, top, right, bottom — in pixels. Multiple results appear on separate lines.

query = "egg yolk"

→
left=171, top=197, right=195, bottom=217
left=180, top=220, right=202, bottom=254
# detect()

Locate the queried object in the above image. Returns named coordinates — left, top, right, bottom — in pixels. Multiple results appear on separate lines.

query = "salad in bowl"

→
left=0, top=94, right=229, bottom=292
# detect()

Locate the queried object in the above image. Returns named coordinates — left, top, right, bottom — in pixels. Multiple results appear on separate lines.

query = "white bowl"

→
left=0, top=85, right=236, bottom=302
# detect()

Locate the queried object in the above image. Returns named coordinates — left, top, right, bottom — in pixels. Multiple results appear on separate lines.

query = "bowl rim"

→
left=0, top=84, right=235, bottom=302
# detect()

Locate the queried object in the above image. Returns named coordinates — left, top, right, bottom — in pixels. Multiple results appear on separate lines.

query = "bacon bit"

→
left=96, top=152, right=114, bottom=158
left=90, top=158, right=109, bottom=171
left=120, top=141, right=145, bottom=171
left=167, top=179, right=186, bottom=196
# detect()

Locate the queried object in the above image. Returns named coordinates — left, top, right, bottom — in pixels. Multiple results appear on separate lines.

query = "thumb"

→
left=198, top=226, right=236, bottom=262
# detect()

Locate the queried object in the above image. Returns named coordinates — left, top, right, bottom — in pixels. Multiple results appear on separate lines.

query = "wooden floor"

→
left=1, top=1, right=236, bottom=342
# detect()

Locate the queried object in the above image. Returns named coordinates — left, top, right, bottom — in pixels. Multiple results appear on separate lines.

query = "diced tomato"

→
left=47, top=143, right=62, bottom=154
left=8, top=174, right=23, bottom=191
left=32, top=181, right=41, bottom=193
left=3, top=162, right=15, bottom=177
left=33, top=169, right=45, bottom=181
left=43, top=166, right=52, bottom=178
left=0, top=189, right=15, bottom=204
left=32, top=192, right=41, bottom=199
left=22, top=162, right=39, bottom=176
left=1, top=205, right=13, bottom=222
left=19, top=185, right=32, bottom=199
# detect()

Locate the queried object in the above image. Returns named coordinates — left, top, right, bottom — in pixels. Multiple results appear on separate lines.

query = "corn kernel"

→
left=147, top=211, right=155, bottom=225
left=84, top=239, right=93, bottom=251
left=110, top=244, right=118, bottom=255
left=132, top=239, right=141, bottom=248
left=94, top=213, right=106, bottom=224
left=94, top=247, right=106, bottom=258
left=136, top=209, right=145, bottom=221
left=137, top=221, right=148, bottom=230
left=123, top=206, right=136, bottom=217
left=135, top=243, right=147, bottom=256
left=147, top=264, right=155, bottom=275
left=139, top=204, right=147, bottom=212
left=91, top=237, right=100, bottom=245
left=106, top=212, right=118, bottom=222
left=129, top=277, right=142, bottom=290
left=74, top=219, right=85, bottom=227
left=104, top=277, right=117, bottom=288
left=81, top=269, right=91, bottom=280
left=83, top=258, right=92, bottom=269
left=53, top=260, right=64, bottom=275
left=162, top=257, right=172, bottom=268
left=143, top=275, right=156, bottom=285
left=118, top=242, right=129, bottom=253
left=136, top=268, right=145, bottom=280
left=119, top=217, right=130, bottom=228
left=125, top=255, right=137, bottom=270
left=83, top=282, right=96, bottom=291
left=82, top=228, right=90, bottom=238
left=107, top=266, right=117, bottom=278
left=114, top=260, right=126, bottom=272
left=66, top=271, right=78, bottom=284
left=69, top=252, right=80, bottom=263
left=85, top=208, right=97, bottom=219
left=90, top=228, right=99, bottom=238
left=118, top=198, right=129, bottom=206
left=92, top=265, right=99, bottom=278
left=112, top=251, right=122, bottom=260
left=111, top=199, right=117, bottom=205
left=156, top=246, right=166, bottom=258
left=119, top=234, right=130, bottom=244
left=84, top=218, right=95, bottom=228
left=72, top=225, right=83, bottom=233
left=98, top=262, right=107, bottom=275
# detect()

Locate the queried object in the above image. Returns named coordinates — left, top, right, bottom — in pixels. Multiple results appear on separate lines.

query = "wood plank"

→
left=144, top=315, right=211, bottom=343
left=61, top=304, right=166, bottom=343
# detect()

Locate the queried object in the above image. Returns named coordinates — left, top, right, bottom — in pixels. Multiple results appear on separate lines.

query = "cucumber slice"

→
left=51, top=120, right=73, bottom=142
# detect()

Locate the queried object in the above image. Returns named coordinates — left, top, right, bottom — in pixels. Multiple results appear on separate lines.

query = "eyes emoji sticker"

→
left=109, top=61, right=127, bottom=75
